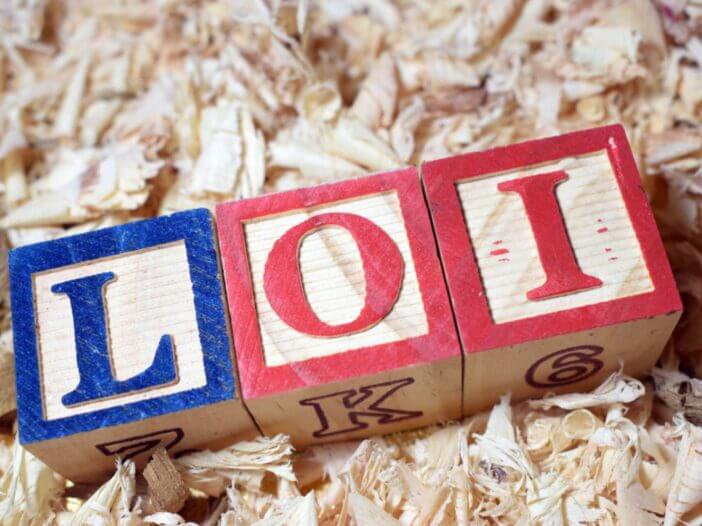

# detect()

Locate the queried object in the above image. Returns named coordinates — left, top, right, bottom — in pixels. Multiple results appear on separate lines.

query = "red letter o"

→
left=263, top=213, right=404, bottom=337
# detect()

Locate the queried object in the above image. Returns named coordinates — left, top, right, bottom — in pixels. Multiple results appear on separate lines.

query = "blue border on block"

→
left=9, top=208, right=237, bottom=444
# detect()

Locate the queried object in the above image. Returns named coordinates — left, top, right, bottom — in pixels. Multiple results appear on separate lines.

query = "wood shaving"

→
left=0, top=331, right=16, bottom=419
left=0, top=440, right=61, bottom=525
left=1, top=0, right=702, bottom=524
left=531, top=370, right=646, bottom=410
left=664, top=415, right=702, bottom=525
left=175, top=435, right=295, bottom=497
left=143, top=449, right=189, bottom=514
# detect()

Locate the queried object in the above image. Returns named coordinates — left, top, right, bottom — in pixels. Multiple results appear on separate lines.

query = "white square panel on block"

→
left=33, top=241, right=206, bottom=420
left=456, top=151, right=654, bottom=324
left=243, top=191, right=429, bottom=366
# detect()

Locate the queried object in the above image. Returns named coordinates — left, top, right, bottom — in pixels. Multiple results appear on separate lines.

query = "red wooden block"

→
left=423, top=124, right=682, bottom=414
left=216, top=167, right=461, bottom=445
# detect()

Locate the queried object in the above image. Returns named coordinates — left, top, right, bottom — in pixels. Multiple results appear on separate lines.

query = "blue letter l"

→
left=51, top=272, right=178, bottom=407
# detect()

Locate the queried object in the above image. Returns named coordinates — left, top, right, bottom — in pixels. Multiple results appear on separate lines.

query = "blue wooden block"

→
left=9, top=209, right=257, bottom=482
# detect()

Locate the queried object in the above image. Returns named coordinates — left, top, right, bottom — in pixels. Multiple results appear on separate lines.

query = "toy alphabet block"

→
left=9, top=209, right=257, bottom=482
left=216, top=168, right=462, bottom=446
left=423, top=124, right=682, bottom=415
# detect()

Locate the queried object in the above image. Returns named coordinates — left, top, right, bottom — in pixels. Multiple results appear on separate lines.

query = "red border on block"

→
left=422, top=124, right=682, bottom=354
left=216, top=167, right=461, bottom=399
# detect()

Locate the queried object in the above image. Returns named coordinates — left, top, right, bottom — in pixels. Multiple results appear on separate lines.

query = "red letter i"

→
left=498, top=170, right=602, bottom=301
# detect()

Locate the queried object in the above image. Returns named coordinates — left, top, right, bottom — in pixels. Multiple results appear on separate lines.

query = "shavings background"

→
left=1, top=0, right=702, bottom=524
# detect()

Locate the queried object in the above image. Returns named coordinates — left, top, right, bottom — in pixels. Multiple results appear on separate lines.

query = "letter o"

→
left=263, top=212, right=404, bottom=337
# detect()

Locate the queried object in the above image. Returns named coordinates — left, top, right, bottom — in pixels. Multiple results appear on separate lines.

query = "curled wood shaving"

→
left=0, top=331, right=16, bottom=419
left=664, top=415, right=702, bottom=525
left=0, top=441, right=61, bottom=525
left=653, top=365, right=702, bottom=424
left=347, top=492, right=399, bottom=525
left=251, top=492, right=317, bottom=526
left=66, top=459, right=139, bottom=526
left=143, top=511, right=197, bottom=525
left=175, top=435, right=295, bottom=497
left=531, top=370, right=646, bottom=410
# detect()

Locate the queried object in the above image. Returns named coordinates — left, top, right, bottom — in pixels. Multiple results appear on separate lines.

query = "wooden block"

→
left=216, top=167, right=462, bottom=446
left=423, top=124, right=683, bottom=415
left=9, top=209, right=257, bottom=482
left=143, top=448, right=190, bottom=513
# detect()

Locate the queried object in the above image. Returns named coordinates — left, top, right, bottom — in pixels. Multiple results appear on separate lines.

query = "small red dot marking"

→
left=609, top=257, right=618, bottom=261
left=493, top=240, right=503, bottom=245
left=498, top=258, right=510, bottom=262
left=490, top=248, right=510, bottom=256
left=597, top=227, right=608, bottom=234
left=605, top=247, right=612, bottom=253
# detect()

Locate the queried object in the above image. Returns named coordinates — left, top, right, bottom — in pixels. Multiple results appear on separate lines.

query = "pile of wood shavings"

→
left=1, top=0, right=702, bottom=524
